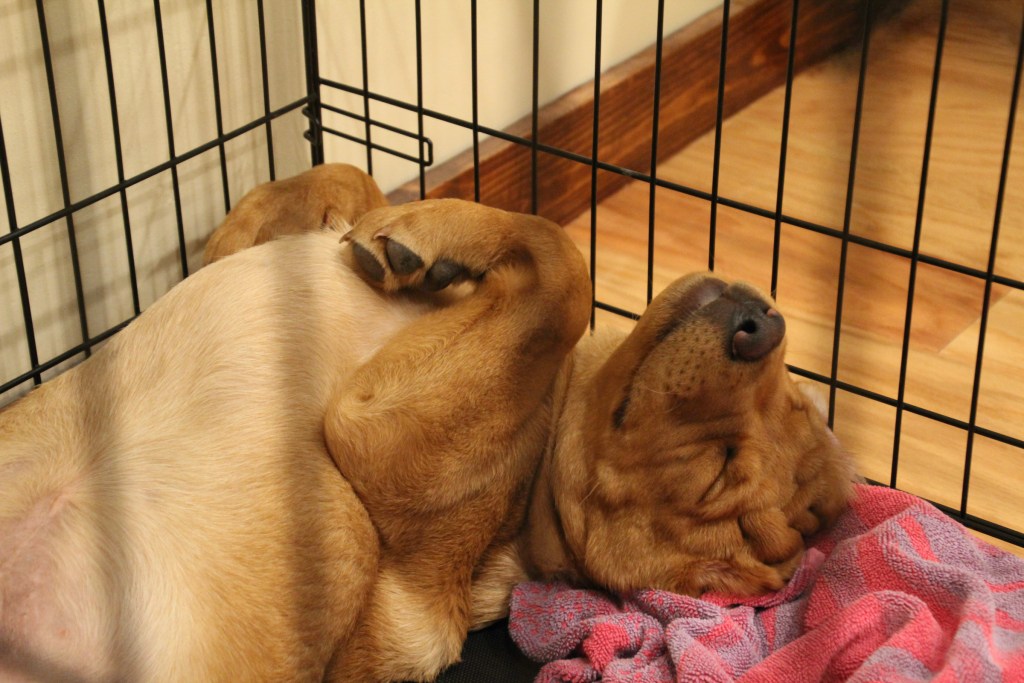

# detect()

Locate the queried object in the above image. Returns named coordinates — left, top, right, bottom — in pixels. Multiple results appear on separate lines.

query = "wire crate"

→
left=1, top=0, right=1022, bottom=556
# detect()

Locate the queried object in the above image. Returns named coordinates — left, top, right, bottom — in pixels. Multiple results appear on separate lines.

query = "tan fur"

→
left=0, top=169, right=853, bottom=682
left=202, top=163, right=388, bottom=266
left=520, top=273, right=856, bottom=598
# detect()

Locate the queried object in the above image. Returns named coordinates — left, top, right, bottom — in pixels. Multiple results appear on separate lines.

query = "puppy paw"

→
left=740, top=508, right=804, bottom=565
left=342, top=212, right=474, bottom=293
left=687, top=559, right=787, bottom=597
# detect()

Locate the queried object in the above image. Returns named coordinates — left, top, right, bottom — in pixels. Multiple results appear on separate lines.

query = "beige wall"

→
left=317, top=0, right=721, bottom=191
left=0, top=0, right=719, bottom=404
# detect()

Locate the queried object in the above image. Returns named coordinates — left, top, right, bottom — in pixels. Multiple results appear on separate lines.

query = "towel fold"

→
left=510, top=484, right=1024, bottom=682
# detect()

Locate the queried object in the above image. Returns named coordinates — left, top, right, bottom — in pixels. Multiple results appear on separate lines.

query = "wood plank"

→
left=388, top=0, right=909, bottom=226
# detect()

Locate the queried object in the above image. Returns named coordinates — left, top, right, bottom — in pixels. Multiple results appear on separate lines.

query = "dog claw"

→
left=352, top=242, right=385, bottom=282
left=385, top=239, right=424, bottom=276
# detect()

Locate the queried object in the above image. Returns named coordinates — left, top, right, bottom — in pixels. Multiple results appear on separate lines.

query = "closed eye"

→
left=612, top=394, right=630, bottom=429
left=699, top=444, right=737, bottom=503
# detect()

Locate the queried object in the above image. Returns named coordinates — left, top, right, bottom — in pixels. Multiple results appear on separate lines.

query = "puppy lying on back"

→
left=515, top=273, right=853, bottom=600
left=0, top=168, right=853, bottom=682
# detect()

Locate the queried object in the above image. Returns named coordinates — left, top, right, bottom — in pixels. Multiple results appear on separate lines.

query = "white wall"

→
left=317, top=0, right=721, bottom=192
left=0, top=0, right=720, bottom=404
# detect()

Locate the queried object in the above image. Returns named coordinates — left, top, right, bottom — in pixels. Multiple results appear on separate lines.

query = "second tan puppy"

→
left=1, top=198, right=590, bottom=682
left=202, top=163, right=388, bottom=265
left=0, top=169, right=853, bottom=682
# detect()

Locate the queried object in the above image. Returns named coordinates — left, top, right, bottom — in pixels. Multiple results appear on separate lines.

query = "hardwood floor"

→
left=564, top=0, right=1024, bottom=555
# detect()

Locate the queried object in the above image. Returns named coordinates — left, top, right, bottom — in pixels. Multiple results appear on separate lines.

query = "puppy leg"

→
left=324, top=199, right=590, bottom=682
left=328, top=199, right=591, bottom=514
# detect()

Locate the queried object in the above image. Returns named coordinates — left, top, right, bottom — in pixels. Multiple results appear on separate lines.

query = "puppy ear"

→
left=796, top=382, right=829, bottom=421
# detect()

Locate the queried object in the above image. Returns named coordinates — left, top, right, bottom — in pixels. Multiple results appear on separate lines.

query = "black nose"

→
left=731, top=303, right=785, bottom=361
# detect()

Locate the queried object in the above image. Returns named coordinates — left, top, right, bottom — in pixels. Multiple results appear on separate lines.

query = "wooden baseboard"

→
left=388, top=0, right=908, bottom=226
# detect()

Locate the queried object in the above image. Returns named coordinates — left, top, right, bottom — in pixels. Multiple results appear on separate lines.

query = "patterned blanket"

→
left=509, top=484, right=1024, bottom=682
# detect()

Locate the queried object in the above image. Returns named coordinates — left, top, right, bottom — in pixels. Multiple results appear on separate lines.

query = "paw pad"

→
left=424, top=260, right=465, bottom=291
left=385, top=239, right=424, bottom=276
left=352, top=242, right=385, bottom=282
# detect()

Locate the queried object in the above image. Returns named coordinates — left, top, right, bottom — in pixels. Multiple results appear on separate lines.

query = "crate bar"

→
left=786, top=365, right=1024, bottom=452
left=1, top=318, right=134, bottom=397
left=930, top=500, right=1024, bottom=548
left=594, top=300, right=641, bottom=321
left=204, top=0, right=231, bottom=213
left=318, top=127, right=426, bottom=165
left=770, top=0, right=800, bottom=299
left=414, top=0, right=426, bottom=199
left=707, top=0, right=731, bottom=272
left=470, top=0, right=481, bottom=202
left=256, top=0, right=277, bottom=180
left=589, top=0, right=603, bottom=329
left=891, top=0, right=950, bottom=488
left=0, top=115, right=41, bottom=386
left=827, top=0, right=874, bottom=428
left=302, top=0, right=324, bottom=165
left=97, top=0, right=141, bottom=316
left=646, top=0, right=666, bottom=306
left=961, top=10, right=1024, bottom=516
left=530, top=0, right=541, bottom=214
left=152, top=0, right=189, bottom=278
left=318, top=79, right=1024, bottom=293
left=855, top=480, right=1024, bottom=548
left=318, top=102, right=433, bottom=161
left=35, top=0, right=92, bottom=356
left=319, top=102, right=432, bottom=160
left=714, top=194, right=1024, bottom=291
left=0, top=98, right=308, bottom=250
left=358, top=0, right=373, bottom=174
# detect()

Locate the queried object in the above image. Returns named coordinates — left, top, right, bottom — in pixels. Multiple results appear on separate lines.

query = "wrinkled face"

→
left=579, top=272, right=853, bottom=596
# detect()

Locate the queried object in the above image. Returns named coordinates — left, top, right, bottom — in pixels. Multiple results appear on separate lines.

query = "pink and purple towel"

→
left=509, top=484, right=1024, bottom=681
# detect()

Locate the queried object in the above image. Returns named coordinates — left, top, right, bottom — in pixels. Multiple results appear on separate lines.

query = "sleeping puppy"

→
left=0, top=173, right=853, bottom=682
left=514, top=273, right=853, bottom=600
left=468, top=275, right=854, bottom=629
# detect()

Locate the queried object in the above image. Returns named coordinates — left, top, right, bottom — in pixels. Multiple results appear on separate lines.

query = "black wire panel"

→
left=34, top=0, right=92, bottom=359
left=1, top=0, right=1021, bottom=551
left=961, top=9, right=1024, bottom=519
left=0, top=0, right=317, bottom=400
left=708, top=0, right=731, bottom=274
left=889, top=0, right=951, bottom=486
left=590, top=0, right=604, bottom=329
left=314, top=1, right=1024, bottom=548
left=645, top=1, right=666, bottom=307
left=152, top=0, right=190, bottom=280
left=827, top=0, right=876, bottom=429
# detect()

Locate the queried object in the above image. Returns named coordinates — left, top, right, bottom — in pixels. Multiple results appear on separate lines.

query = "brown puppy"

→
left=202, top=163, right=388, bottom=265
left=0, top=173, right=853, bottom=682
left=331, top=199, right=853, bottom=627
left=516, top=273, right=854, bottom=599
left=0, top=198, right=590, bottom=682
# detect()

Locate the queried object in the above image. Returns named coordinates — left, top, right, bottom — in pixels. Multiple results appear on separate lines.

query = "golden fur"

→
left=0, top=168, right=853, bottom=682
left=202, top=163, right=388, bottom=265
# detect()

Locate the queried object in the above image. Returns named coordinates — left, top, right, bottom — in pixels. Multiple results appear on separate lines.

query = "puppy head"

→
left=567, top=272, right=853, bottom=596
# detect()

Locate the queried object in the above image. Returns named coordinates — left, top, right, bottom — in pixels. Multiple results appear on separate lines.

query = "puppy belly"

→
left=1, top=489, right=112, bottom=682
